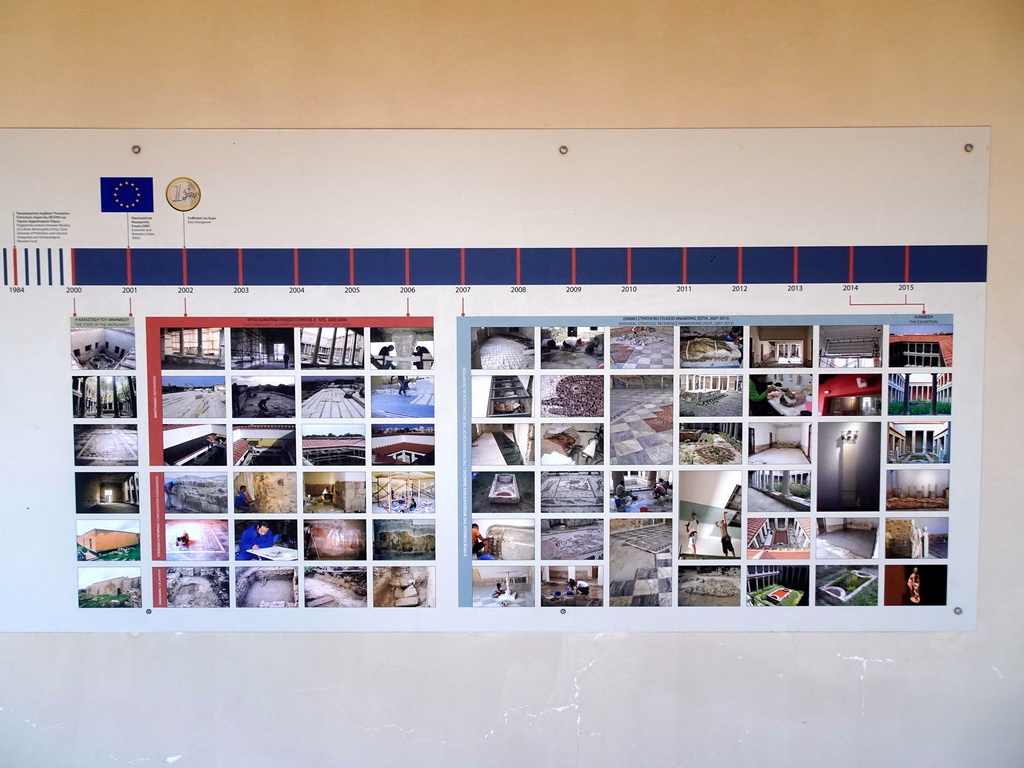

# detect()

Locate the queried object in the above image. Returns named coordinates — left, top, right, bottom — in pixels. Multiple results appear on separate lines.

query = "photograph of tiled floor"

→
left=609, top=522, right=674, bottom=606
left=541, top=520, right=604, bottom=560
left=301, top=384, right=365, bottom=418
left=609, top=328, right=674, bottom=369
left=609, top=384, right=675, bottom=464
left=370, top=379, right=435, bottom=418
left=475, top=334, right=534, bottom=369
left=74, top=426, right=139, bottom=466
left=540, top=472, right=604, bottom=514
left=815, top=526, right=878, bottom=559
left=748, top=446, right=809, bottom=464
left=162, top=390, right=226, bottom=418
left=540, top=375, right=604, bottom=417
left=164, top=520, right=230, bottom=561
left=472, top=427, right=531, bottom=465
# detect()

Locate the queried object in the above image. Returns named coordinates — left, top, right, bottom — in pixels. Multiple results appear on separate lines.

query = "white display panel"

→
left=0, top=128, right=986, bottom=630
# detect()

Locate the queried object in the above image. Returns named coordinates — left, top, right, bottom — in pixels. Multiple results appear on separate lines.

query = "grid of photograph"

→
left=465, top=322, right=953, bottom=608
left=145, top=321, right=436, bottom=608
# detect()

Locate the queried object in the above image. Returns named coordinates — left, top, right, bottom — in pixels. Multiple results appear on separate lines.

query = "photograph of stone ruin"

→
left=164, top=472, right=226, bottom=516
left=369, top=326, right=434, bottom=370
left=164, top=519, right=230, bottom=561
left=746, top=518, right=811, bottom=560
left=234, top=472, right=297, bottom=514
left=679, top=326, right=743, bottom=368
left=749, top=326, right=812, bottom=367
left=71, top=326, right=136, bottom=370
left=887, top=372, right=952, bottom=416
left=471, top=327, right=535, bottom=370
left=887, top=421, right=950, bottom=463
left=540, top=471, right=603, bottom=515
left=816, top=422, right=882, bottom=513
left=679, top=422, right=743, bottom=465
left=608, top=518, right=673, bottom=607
left=884, top=518, right=949, bottom=559
left=304, top=567, right=367, bottom=607
left=76, top=472, right=140, bottom=514
left=72, top=374, right=137, bottom=418
left=677, top=566, right=741, bottom=607
left=230, top=327, right=295, bottom=370
left=231, top=375, right=296, bottom=417
left=78, top=567, right=142, bottom=608
left=609, top=326, right=673, bottom=369
left=539, top=326, right=604, bottom=369
left=165, top=567, right=230, bottom=608
left=301, top=376, right=365, bottom=418
left=748, top=469, right=811, bottom=515
left=370, top=375, right=435, bottom=418
left=815, top=565, right=878, bottom=607
left=303, top=471, right=365, bottom=513
left=373, top=566, right=435, bottom=607
left=539, top=375, right=604, bottom=418
left=883, top=564, right=947, bottom=606
left=541, top=519, right=603, bottom=560
left=677, top=470, right=742, bottom=560
left=885, top=469, right=949, bottom=511
left=235, top=566, right=298, bottom=607
left=160, top=376, right=225, bottom=418
left=373, top=519, right=436, bottom=561
left=541, top=565, right=602, bottom=607
left=472, top=423, right=534, bottom=466
left=471, top=566, right=534, bottom=607
left=746, top=564, right=809, bottom=607
left=539, top=422, right=603, bottom=465
left=818, top=325, right=882, bottom=369
left=815, top=518, right=878, bottom=559
left=162, top=424, right=227, bottom=466
left=161, top=327, right=223, bottom=370
left=679, top=373, right=742, bottom=417
left=301, top=425, right=365, bottom=466
left=609, top=471, right=672, bottom=514
left=76, top=521, right=140, bottom=561
left=609, top=375, right=674, bottom=464
left=372, top=471, right=435, bottom=513
left=74, top=424, right=139, bottom=466
left=472, top=471, right=535, bottom=515
left=299, top=327, right=364, bottom=369
left=303, top=519, right=367, bottom=560
left=472, top=518, right=534, bottom=560
left=888, top=324, right=953, bottom=368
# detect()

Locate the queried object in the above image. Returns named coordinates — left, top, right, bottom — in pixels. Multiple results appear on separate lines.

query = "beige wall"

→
left=2, top=2, right=1022, bottom=765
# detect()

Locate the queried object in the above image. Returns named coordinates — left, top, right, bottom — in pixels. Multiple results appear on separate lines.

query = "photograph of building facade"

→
left=71, top=327, right=136, bottom=370
left=887, top=372, right=952, bottom=415
left=299, top=327, right=364, bottom=369
left=72, top=375, right=137, bottom=418
left=160, top=327, right=224, bottom=369
left=749, top=326, right=812, bottom=367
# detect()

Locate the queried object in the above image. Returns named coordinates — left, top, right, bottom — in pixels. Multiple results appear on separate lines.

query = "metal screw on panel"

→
left=559, top=146, right=569, bottom=155
left=132, top=145, right=142, bottom=154
left=560, top=608, right=566, bottom=614
left=954, top=606, right=963, bottom=615
left=964, top=144, right=974, bottom=152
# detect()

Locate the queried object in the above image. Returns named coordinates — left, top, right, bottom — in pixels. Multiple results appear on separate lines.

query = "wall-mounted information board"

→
left=0, top=128, right=986, bottom=630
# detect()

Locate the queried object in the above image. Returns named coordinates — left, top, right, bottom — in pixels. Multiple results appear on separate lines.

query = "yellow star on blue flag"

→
left=100, top=177, right=154, bottom=212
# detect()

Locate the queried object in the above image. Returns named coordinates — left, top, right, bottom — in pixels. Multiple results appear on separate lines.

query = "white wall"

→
left=2, top=2, right=1022, bottom=767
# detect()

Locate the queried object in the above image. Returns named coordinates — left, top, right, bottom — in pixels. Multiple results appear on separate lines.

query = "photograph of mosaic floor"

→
left=540, top=375, right=604, bottom=417
left=609, top=519, right=674, bottom=606
left=541, top=519, right=604, bottom=560
left=540, top=327, right=604, bottom=369
left=471, top=566, right=534, bottom=607
left=608, top=471, right=673, bottom=514
left=609, top=327, right=674, bottom=369
left=540, top=471, right=604, bottom=514
left=164, top=520, right=230, bottom=561
left=74, top=425, right=139, bottom=466
left=609, top=376, right=674, bottom=464
left=472, top=328, right=535, bottom=369
left=541, top=565, right=603, bottom=607
left=677, top=566, right=742, bottom=606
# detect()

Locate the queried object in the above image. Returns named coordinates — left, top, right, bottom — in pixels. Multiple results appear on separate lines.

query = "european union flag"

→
left=100, top=177, right=154, bottom=212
